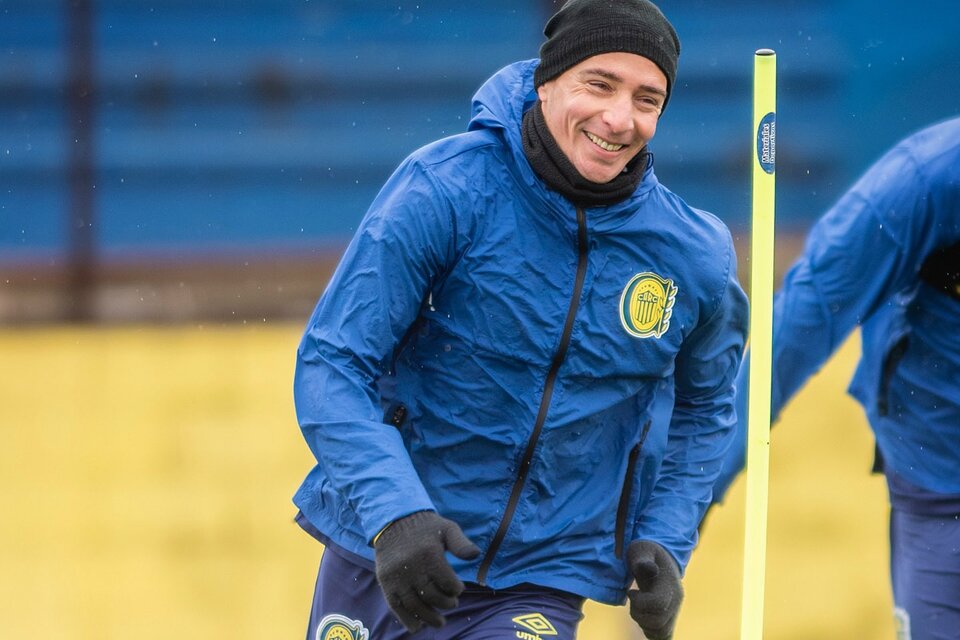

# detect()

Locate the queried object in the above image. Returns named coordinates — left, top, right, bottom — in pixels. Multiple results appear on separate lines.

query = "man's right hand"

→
left=373, top=510, right=481, bottom=632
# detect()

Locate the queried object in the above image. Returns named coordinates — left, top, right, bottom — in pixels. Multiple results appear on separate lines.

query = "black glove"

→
left=373, top=510, right=481, bottom=632
left=626, top=539, right=684, bottom=640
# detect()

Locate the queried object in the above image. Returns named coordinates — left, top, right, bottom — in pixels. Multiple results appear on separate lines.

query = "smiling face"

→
left=536, top=51, right=667, bottom=184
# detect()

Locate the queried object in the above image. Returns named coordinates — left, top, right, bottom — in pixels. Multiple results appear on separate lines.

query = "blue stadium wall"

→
left=2, top=0, right=959, bottom=263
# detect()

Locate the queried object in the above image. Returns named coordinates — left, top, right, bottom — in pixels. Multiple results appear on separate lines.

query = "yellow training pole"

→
left=740, top=48, right=776, bottom=640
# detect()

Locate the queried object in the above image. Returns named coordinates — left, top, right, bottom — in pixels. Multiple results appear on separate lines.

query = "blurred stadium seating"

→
left=2, top=0, right=958, bottom=323
left=0, top=4, right=941, bottom=637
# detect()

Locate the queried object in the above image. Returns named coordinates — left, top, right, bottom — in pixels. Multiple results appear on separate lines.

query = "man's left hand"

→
left=626, top=539, right=684, bottom=640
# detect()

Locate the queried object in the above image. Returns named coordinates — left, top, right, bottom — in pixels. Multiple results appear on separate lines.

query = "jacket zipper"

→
left=476, top=206, right=589, bottom=584
left=614, top=419, right=652, bottom=559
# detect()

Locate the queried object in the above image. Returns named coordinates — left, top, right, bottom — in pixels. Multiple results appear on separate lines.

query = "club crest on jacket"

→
left=619, top=272, right=677, bottom=339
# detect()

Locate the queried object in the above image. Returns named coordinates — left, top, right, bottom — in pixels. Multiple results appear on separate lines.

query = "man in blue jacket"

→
left=294, top=1, right=748, bottom=638
left=712, top=116, right=960, bottom=640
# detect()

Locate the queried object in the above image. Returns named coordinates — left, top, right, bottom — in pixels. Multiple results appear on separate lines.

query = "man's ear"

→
left=536, top=83, right=548, bottom=103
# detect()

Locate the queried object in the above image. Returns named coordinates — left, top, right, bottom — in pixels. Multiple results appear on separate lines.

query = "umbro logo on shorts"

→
left=512, top=612, right=558, bottom=639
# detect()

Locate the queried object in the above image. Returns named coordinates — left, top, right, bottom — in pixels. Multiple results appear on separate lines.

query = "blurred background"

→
left=1, top=0, right=957, bottom=638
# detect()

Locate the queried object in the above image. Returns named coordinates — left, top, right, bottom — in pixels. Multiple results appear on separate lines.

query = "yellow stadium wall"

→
left=0, top=326, right=892, bottom=639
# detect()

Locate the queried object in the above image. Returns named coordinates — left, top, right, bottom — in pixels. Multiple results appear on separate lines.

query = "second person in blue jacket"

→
left=712, top=116, right=960, bottom=640
left=293, top=1, right=749, bottom=638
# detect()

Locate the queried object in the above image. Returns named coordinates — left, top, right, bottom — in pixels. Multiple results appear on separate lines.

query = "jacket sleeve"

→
left=633, top=238, right=749, bottom=571
left=294, top=156, right=454, bottom=543
left=712, top=143, right=945, bottom=503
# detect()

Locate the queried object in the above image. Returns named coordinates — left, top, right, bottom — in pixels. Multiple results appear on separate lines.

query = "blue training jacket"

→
left=714, top=116, right=960, bottom=501
left=293, top=59, right=748, bottom=604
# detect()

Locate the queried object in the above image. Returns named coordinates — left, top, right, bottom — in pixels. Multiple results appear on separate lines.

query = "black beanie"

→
left=534, top=0, right=680, bottom=111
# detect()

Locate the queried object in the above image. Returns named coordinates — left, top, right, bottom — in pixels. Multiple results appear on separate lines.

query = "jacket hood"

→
left=467, top=59, right=659, bottom=223
left=469, top=59, right=540, bottom=146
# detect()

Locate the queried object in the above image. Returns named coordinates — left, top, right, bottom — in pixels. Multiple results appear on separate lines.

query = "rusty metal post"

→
left=65, top=0, right=97, bottom=322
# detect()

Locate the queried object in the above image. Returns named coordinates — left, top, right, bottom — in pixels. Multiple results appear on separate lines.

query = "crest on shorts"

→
left=316, top=613, right=369, bottom=640
left=619, top=272, right=677, bottom=339
left=513, top=612, right=558, bottom=638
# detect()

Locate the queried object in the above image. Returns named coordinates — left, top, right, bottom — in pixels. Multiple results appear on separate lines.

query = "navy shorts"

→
left=305, top=545, right=585, bottom=640
left=887, top=472, right=960, bottom=640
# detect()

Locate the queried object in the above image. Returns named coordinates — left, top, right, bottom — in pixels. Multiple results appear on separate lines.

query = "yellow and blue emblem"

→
left=619, top=272, right=677, bottom=339
left=513, top=612, right=558, bottom=638
left=316, top=613, right=369, bottom=640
